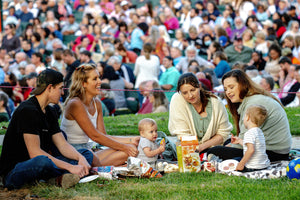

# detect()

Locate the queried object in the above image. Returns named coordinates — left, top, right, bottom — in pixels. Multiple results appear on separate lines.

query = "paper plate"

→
left=218, top=159, right=239, bottom=172
left=79, top=175, right=99, bottom=183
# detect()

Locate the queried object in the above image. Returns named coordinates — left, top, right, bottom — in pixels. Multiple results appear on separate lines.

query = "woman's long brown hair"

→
left=222, top=69, right=282, bottom=135
left=177, top=72, right=216, bottom=113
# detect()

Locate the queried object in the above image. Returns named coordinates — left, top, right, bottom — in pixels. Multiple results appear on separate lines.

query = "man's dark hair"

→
left=33, top=52, right=43, bottom=62
left=80, top=50, right=91, bottom=58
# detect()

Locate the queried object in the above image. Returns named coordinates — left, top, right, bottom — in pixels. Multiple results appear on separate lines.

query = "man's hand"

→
left=68, top=165, right=89, bottom=178
left=78, top=156, right=91, bottom=175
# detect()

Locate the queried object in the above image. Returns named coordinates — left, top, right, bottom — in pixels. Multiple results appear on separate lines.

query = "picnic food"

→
left=164, top=164, right=179, bottom=173
left=203, top=162, right=216, bottom=172
left=160, top=138, right=165, bottom=145
left=218, top=160, right=239, bottom=172
left=177, top=136, right=201, bottom=172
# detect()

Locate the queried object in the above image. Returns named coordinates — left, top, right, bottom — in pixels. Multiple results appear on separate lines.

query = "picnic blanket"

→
left=216, top=160, right=289, bottom=179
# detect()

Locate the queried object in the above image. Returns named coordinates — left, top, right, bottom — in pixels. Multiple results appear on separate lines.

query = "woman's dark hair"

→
left=177, top=72, right=216, bottom=113
left=245, top=15, right=258, bottom=27
left=281, top=13, right=291, bottom=26
left=146, top=2, right=154, bottom=18
left=110, top=17, right=119, bottom=26
left=118, top=21, right=128, bottom=31
left=207, top=1, right=218, bottom=11
left=102, top=14, right=109, bottom=24
left=253, top=50, right=263, bottom=59
left=268, top=43, right=281, bottom=59
left=221, top=69, right=281, bottom=134
left=0, top=82, right=13, bottom=98
left=102, top=65, right=120, bottom=81
left=32, top=32, right=41, bottom=42
left=214, top=51, right=227, bottom=61
left=138, top=22, right=149, bottom=34
left=267, top=27, right=276, bottom=36
left=202, top=33, right=213, bottom=47
left=273, top=19, right=284, bottom=31
left=7, top=72, right=17, bottom=86
left=211, top=41, right=223, bottom=52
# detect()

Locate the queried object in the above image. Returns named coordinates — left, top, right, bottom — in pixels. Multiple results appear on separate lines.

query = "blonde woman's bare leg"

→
left=95, top=148, right=128, bottom=166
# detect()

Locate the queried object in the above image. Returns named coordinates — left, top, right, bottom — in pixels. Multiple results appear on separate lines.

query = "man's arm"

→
left=24, top=133, right=89, bottom=177
left=52, top=132, right=91, bottom=173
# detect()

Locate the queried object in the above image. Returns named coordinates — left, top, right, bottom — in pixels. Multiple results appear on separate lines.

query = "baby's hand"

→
left=159, top=141, right=166, bottom=153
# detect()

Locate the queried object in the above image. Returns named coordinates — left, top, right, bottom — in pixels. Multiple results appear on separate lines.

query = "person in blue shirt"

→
left=213, top=51, right=231, bottom=79
left=159, top=56, right=181, bottom=102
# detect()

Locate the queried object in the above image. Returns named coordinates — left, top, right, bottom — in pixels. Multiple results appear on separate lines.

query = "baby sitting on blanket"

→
left=136, top=118, right=165, bottom=168
left=231, top=105, right=270, bottom=172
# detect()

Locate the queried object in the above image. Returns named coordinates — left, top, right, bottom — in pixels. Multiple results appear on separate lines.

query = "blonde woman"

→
left=149, top=88, right=168, bottom=113
left=293, top=35, right=300, bottom=59
left=61, top=64, right=139, bottom=166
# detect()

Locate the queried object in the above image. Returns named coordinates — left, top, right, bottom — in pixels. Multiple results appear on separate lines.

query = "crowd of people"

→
left=0, top=0, right=298, bottom=190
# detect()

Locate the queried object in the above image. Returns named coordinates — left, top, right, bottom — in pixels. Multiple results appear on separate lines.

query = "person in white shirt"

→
left=231, top=105, right=270, bottom=172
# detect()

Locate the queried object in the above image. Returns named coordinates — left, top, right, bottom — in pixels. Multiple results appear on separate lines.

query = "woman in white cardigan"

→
left=169, top=73, right=232, bottom=153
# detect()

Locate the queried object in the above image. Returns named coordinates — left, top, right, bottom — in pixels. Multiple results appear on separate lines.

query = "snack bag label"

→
left=178, top=136, right=201, bottom=172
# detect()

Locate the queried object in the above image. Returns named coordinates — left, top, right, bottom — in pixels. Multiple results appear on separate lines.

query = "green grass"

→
left=1, top=108, right=300, bottom=199
left=1, top=107, right=300, bottom=136
left=25, top=172, right=300, bottom=199
left=107, top=107, right=300, bottom=136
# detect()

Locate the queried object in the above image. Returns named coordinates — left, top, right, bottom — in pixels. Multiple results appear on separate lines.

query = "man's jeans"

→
left=4, top=149, right=93, bottom=189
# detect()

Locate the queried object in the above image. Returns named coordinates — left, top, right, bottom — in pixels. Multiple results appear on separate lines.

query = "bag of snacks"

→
left=177, top=136, right=201, bottom=172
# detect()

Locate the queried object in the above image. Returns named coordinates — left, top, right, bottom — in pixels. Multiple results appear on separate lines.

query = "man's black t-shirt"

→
left=0, top=96, right=61, bottom=177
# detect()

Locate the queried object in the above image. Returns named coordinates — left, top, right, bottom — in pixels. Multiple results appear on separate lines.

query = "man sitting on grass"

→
left=0, top=69, right=93, bottom=190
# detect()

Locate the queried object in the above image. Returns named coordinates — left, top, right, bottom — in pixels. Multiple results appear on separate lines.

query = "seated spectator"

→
left=207, top=41, right=223, bottom=63
left=224, top=35, right=253, bottom=67
left=107, top=55, right=135, bottom=87
left=265, top=43, right=282, bottom=82
left=162, top=7, right=179, bottom=32
left=273, top=19, right=286, bottom=41
left=256, top=3, right=268, bottom=22
left=230, top=17, right=247, bottom=41
left=102, top=65, right=127, bottom=109
left=279, top=65, right=300, bottom=106
left=245, top=65, right=262, bottom=85
left=176, top=45, right=214, bottom=74
left=0, top=91, right=10, bottom=122
left=137, top=80, right=159, bottom=114
left=0, top=82, right=15, bottom=117
left=99, top=83, right=116, bottom=116
left=255, top=31, right=269, bottom=57
left=159, top=56, right=181, bottom=102
left=171, top=29, right=186, bottom=51
left=61, top=14, right=79, bottom=36
left=242, top=29, right=255, bottom=49
left=248, top=51, right=266, bottom=73
left=149, top=88, right=168, bottom=113
left=170, top=47, right=184, bottom=66
left=260, top=75, right=276, bottom=94
left=212, top=51, right=231, bottom=79
left=31, top=32, right=45, bottom=54
left=293, top=35, right=300, bottom=60
left=117, top=44, right=137, bottom=64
